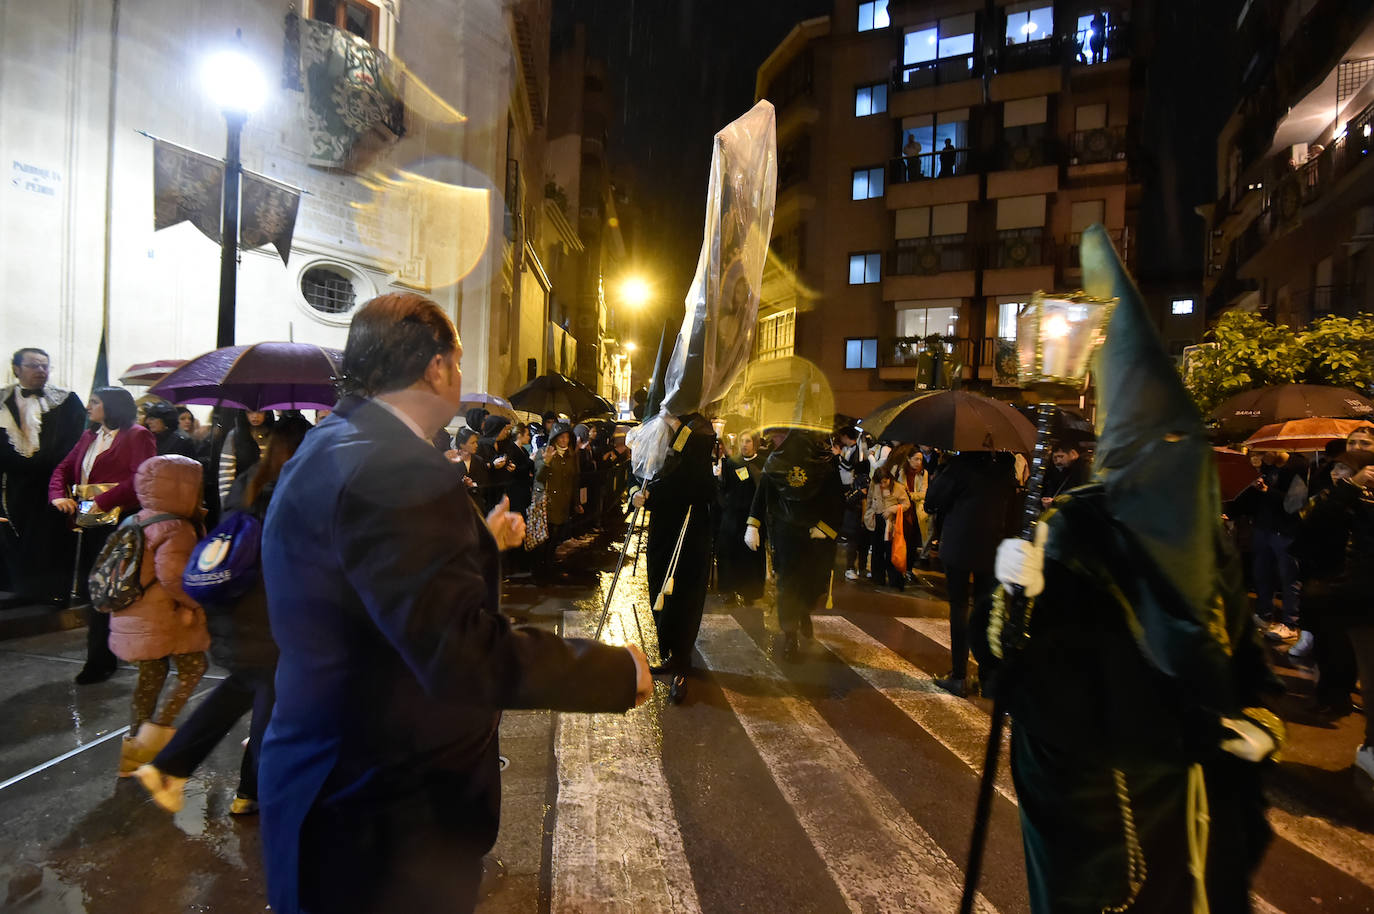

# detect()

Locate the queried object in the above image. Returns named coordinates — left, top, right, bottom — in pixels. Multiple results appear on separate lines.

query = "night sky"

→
left=554, top=0, right=831, bottom=328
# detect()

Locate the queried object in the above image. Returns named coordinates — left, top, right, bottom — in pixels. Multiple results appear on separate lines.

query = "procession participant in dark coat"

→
left=983, top=226, right=1282, bottom=914
left=716, top=429, right=765, bottom=605
left=50, top=387, right=158, bottom=684
left=144, top=401, right=197, bottom=459
left=533, top=423, right=580, bottom=581
left=631, top=413, right=717, bottom=703
left=448, top=427, right=491, bottom=510
left=0, top=347, right=86, bottom=605
left=257, top=293, right=650, bottom=914
left=746, top=427, right=845, bottom=660
left=834, top=426, right=871, bottom=580
left=504, top=424, right=536, bottom=516
left=923, top=449, right=1017, bottom=697
left=136, top=417, right=312, bottom=816
left=1040, top=442, right=1087, bottom=507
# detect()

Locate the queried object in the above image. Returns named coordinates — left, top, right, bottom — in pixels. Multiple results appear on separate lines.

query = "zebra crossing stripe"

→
left=552, top=612, right=703, bottom=914
left=695, top=614, right=1000, bottom=914
left=812, top=616, right=1016, bottom=803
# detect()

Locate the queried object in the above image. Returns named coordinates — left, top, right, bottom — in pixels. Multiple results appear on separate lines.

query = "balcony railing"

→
left=888, top=149, right=972, bottom=184
left=889, top=235, right=975, bottom=275
left=1068, top=23, right=1129, bottom=67
left=1060, top=229, right=1131, bottom=271
left=892, top=53, right=977, bottom=91
left=987, top=229, right=1054, bottom=269
left=998, top=37, right=1063, bottom=73
left=1069, top=126, right=1127, bottom=165
left=1298, top=283, right=1368, bottom=317
left=997, top=137, right=1057, bottom=170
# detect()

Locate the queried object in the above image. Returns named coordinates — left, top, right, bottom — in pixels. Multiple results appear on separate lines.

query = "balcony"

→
left=888, top=149, right=973, bottom=185
left=998, top=137, right=1057, bottom=171
left=891, top=54, right=978, bottom=91
left=878, top=336, right=972, bottom=386
left=888, top=235, right=975, bottom=276
left=1067, top=23, right=1130, bottom=68
left=1307, top=283, right=1367, bottom=316
left=1059, top=228, right=1132, bottom=274
left=1069, top=126, right=1128, bottom=166
left=997, top=37, right=1063, bottom=74
left=986, top=229, right=1054, bottom=269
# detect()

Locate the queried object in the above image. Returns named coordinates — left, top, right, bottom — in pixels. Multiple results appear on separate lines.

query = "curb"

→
left=0, top=602, right=87, bottom=642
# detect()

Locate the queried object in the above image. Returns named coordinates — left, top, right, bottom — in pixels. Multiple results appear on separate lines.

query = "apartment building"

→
left=1201, top=0, right=1374, bottom=326
left=751, top=0, right=1146, bottom=420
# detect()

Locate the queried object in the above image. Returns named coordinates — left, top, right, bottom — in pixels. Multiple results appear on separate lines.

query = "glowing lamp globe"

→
left=1015, top=290, right=1116, bottom=389
left=202, top=46, right=267, bottom=115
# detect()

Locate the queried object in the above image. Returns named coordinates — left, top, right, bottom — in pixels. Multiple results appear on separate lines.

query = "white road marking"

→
left=695, top=614, right=999, bottom=914
left=551, top=612, right=701, bottom=914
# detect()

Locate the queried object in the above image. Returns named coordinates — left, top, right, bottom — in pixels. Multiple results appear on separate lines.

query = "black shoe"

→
left=934, top=676, right=966, bottom=698
left=75, top=664, right=115, bottom=685
left=781, top=631, right=799, bottom=661
left=669, top=675, right=688, bottom=704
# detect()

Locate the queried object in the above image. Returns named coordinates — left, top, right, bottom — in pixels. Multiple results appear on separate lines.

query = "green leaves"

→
left=1182, top=311, right=1374, bottom=413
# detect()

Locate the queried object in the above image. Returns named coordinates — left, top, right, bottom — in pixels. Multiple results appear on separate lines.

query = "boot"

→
left=134, top=764, right=186, bottom=813
left=118, top=722, right=176, bottom=777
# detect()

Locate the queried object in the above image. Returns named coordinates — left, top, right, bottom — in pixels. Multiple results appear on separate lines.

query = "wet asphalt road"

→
left=1, top=527, right=1373, bottom=913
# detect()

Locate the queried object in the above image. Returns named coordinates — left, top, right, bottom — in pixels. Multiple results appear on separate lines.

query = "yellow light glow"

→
left=624, top=341, right=637, bottom=352
left=620, top=276, right=652, bottom=308
left=1045, top=314, right=1070, bottom=339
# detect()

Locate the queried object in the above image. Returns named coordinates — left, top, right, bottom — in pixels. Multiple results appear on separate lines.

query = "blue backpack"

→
left=182, top=511, right=262, bottom=608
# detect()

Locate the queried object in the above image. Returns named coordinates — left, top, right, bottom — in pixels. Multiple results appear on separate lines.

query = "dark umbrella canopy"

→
left=1210, top=384, right=1374, bottom=438
left=508, top=372, right=604, bottom=418
left=1013, top=404, right=1096, bottom=447
left=861, top=391, right=1036, bottom=452
left=148, top=342, right=342, bottom=411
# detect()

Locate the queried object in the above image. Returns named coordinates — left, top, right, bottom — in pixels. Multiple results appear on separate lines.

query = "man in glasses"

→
left=0, top=348, right=87, bottom=606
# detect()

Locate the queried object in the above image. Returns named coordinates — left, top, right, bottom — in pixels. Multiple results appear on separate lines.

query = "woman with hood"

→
left=136, top=417, right=312, bottom=814
left=106, top=454, right=210, bottom=777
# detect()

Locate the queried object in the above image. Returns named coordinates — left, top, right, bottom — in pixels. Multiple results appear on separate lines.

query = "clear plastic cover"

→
left=627, top=101, right=777, bottom=480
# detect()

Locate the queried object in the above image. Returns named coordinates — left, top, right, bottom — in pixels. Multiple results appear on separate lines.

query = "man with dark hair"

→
left=1041, top=443, right=1087, bottom=507
left=258, top=292, right=651, bottom=914
left=0, top=347, right=86, bottom=605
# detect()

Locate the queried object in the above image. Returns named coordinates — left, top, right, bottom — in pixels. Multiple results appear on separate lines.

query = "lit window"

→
left=857, top=0, right=890, bottom=32
left=854, top=83, right=888, bottom=117
left=1171, top=298, right=1195, bottom=315
left=849, top=253, right=881, bottom=284
left=1074, top=10, right=1111, bottom=64
left=904, top=14, right=975, bottom=65
left=1005, top=5, right=1053, bottom=45
left=310, top=0, right=380, bottom=44
left=846, top=338, right=879, bottom=369
left=896, top=303, right=959, bottom=337
left=997, top=301, right=1023, bottom=340
left=852, top=166, right=885, bottom=200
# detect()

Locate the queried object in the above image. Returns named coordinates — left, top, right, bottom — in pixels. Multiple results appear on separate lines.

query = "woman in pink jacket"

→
left=111, top=454, right=211, bottom=777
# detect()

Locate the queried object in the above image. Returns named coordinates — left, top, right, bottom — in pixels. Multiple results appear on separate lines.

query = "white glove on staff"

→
left=632, top=489, right=647, bottom=508
left=744, top=526, right=760, bottom=552
left=1219, top=717, right=1277, bottom=762
left=994, top=523, right=1048, bottom=598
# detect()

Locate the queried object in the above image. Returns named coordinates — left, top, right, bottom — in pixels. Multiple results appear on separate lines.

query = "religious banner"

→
left=299, top=18, right=405, bottom=168
left=153, top=139, right=223, bottom=243
left=241, top=172, right=301, bottom=265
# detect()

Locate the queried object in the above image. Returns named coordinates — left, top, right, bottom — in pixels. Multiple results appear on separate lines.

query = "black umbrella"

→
left=1013, top=404, right=1096, bottom=447
left=1210, top=384, right=1374, bottom=438
left=508, top=372, right=604, bottom=418
left=861, top=391, right=1036, bottom=452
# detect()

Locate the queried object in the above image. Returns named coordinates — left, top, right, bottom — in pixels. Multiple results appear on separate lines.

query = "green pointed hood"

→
left=1062, top=225, right=1255, bottom=710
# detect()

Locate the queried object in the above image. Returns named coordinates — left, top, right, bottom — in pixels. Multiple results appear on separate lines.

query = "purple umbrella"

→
left=148, top=342, right=342, bottom=411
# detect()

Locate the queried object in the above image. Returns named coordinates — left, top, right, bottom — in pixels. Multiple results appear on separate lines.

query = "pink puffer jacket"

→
left=108, top=455, right=210, bottom=662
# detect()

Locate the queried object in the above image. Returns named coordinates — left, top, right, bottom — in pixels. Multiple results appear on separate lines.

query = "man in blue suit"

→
left=259, top=292, right=651, bottom=914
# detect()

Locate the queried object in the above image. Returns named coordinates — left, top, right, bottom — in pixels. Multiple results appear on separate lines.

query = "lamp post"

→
left=957, top=287, right=1114, bottom=914
left=201, top=34, right=266, bottom=348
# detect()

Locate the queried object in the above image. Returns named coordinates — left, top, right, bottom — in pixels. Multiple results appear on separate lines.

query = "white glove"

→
left=994, top=523, right=1048, bottom=597
left=1219, top=717, right=1276, bottom=762
left=632, top=489, right=647, bottom=508
left=809, top=526, right=828, bottom=539
left=744, top=526, right=760, bottom=552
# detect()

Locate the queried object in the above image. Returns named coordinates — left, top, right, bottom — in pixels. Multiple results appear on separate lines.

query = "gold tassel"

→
left=826, top=569, right=834, bottom=609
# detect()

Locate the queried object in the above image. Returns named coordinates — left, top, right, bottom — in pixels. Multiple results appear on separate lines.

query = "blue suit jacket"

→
left=259, top=396, right=636, bottom=913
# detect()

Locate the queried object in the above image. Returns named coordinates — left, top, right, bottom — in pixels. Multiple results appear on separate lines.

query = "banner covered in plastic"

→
left=628, top=100, right=777, bottom=480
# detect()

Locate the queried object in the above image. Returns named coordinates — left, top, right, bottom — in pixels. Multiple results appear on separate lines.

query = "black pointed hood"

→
left=1064, top=225, right=1254, bottom=708
left=643, top=323, right=671, bottom=421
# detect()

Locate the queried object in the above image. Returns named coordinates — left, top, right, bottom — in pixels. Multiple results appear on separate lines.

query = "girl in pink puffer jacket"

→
left=111, top=454, right=210, bottom=777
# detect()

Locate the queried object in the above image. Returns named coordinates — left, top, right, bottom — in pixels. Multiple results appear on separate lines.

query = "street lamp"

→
left=619, top=275, right=652, bottom=309
left=201, top=32, right=266, bottom=348
left=624, top=341, right=637, bottom=352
